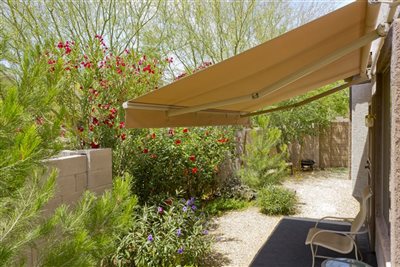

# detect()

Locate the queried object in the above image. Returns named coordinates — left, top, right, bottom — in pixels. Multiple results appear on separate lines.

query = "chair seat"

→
left=305, top=227, right=354, bottom=254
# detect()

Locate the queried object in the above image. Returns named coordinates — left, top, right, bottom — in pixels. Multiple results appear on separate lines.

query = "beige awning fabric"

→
left=124, top=1, right=381, bottom=128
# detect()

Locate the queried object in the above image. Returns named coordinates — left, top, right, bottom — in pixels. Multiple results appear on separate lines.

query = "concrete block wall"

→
left=287, top=119, right=350, bottom=169
left=25, top=149, right=113, bottom=265
left=44, top=148, right=113, bottom=213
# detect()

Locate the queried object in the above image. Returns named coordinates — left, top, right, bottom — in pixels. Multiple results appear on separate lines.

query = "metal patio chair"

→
left=305, top=186, right=372, bottom=267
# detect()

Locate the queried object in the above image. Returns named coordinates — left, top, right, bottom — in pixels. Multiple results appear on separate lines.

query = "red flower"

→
left=65, top=46, right=72, bottom=54
left=57, top=41, right=64, bottom=48
left=89, top=124, right=94, bottom=131
left=90, top=141, right=100, bottom=149
left=48, top=59, right=56, bottom=65
left=92, top=117, right=99, bottom=125
left=89, top=88, right=99, bottom=97
left=165, top=198, right=173, bottom=206
left=116, top=68, right=122, bottom=74
left=77, top=126, right=84, bottom=133
left=168, top=128, right=174, bottom=136
left=183, top=128, right=188, bottom=133
left=150, top=154, right=157, bottom=159
left=35, top=117, right=44, bottom=125
left=189, top=155, right=196, bottom=162
left=151, top=133, right=156, bottom=139
left=143, top=148, right=149, bottom=154
left=119, top=122, right=125, bottom=129
left=191, top=167, right=198, bottom=174
left=120, top=133, right=126, bottom=140
left=143, top=64, right=154, bottom=74
left=110, top=107, right=117, bottom=114
left=217, top=138, right=229, bottom=143
left=175, top=139, right=181, bottom=145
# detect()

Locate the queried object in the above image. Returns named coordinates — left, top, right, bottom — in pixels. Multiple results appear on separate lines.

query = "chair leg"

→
left=354, top=242, right=359, bottom=261
left=310, top=244, right=317, bottom=267
left=310, top=244, right=315, bottom=267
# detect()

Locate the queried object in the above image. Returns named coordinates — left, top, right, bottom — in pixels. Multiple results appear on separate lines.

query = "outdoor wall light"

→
left=365, top=114, right=375, bottom=127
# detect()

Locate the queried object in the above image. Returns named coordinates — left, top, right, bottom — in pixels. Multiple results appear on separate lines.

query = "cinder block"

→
left=46, top=155, right=87, bottom=177
left=75, top=173, right=88, bottom=191
left=87, top=168, right=112, bottom=188
left=90, top=184, right=112, bottom=196
left=62, top=190, right=86, bottom=207
left=56, top=175, right=76, bottom=195
left=81, top=148, right=112, bottom=172
left=42, top=196, right=62, bottom=217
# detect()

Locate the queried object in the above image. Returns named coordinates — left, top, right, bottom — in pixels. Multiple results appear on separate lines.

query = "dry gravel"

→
left=208, top=169, right=359, bottom=267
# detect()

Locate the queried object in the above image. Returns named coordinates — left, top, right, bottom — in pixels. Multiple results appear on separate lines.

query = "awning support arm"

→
left=240, top=77, right=369, bottom=118
left=167, top=25, right=387, bottom=117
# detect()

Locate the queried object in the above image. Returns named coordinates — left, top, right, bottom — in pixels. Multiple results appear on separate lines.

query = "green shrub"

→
left=126, top=127, right=234, bottom=203
left=257, top=185, right=297, bottom=216
left=110, top=195, right=211, bottom=267
left=204, top=197, right=252, bottom=216
left=38, top=174, right=137, bottom=266
left=239, top=116, right=288, bottom=189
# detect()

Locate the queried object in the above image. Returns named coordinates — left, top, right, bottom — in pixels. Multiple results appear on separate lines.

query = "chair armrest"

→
left=315, top=216, right=354, bottom=227
left=310, top=229, right=368, bottom=243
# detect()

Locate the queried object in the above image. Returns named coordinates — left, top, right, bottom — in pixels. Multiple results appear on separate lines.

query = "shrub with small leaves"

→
left=257, top=185, right=297, bottom=216
left=204, top=197, right=253, bottom=216
left=124, top=127, right=234, bottom=203
left=109, top=195, right=211, bottom=267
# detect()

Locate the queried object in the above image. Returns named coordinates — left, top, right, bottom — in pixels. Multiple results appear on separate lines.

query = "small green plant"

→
left=239, top=116, right=288, bottom=189
left=110, top=195, right=211, bottom=267
left=257, top=185, right=297, bottom=216
left=204, top=197, right=253, bottom=216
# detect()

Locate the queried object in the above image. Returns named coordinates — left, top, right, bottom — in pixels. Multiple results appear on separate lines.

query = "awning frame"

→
left=165, top=24, right=387, bottom=118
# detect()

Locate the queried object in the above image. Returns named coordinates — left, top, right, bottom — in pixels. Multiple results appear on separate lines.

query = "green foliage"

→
left=239, top=116, right=288, bottom=189
left=0, top=45, right=138, bottom=266
left=0, top=45, right=62, bottom=265
left=38, top=174, right=137, bottom=267
left=265, top=82, right=349, bottom=145
left=109, top=195, right=211, bottom=267
left=42, top=38, right=166, bottom=150
left=126, top=127, right=234, bottom=203
left=257, top=185, right=297, bottom=216
left=204, top=198, right=252, bottom=216
left=0, top=170, right=57, bottom=266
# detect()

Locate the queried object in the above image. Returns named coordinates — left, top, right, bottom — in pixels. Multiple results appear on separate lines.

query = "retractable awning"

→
left=123, top=1, right=382, bottom=128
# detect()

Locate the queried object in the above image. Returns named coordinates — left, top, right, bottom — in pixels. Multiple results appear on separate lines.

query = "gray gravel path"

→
left=208, top=170, right=358, bottom=267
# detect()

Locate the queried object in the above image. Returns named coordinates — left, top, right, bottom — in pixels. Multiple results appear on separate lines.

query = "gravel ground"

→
left=208, top=169, right=359, bottom=267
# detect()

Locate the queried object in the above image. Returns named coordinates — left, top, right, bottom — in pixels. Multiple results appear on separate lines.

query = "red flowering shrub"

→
left=44, top=36, right=167, bottom=149
left=125, top=127, right=235, bottom=203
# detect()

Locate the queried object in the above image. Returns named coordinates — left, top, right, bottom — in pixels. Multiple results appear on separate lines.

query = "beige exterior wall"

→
left=390, top=18, right=400, bottom=267
left=371, top=18, right=400, bottom=267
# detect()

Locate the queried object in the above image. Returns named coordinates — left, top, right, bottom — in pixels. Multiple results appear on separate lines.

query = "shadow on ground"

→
left=249, top=217, right=377, bottom=267
left=202, top=250, right=231, bottom=267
